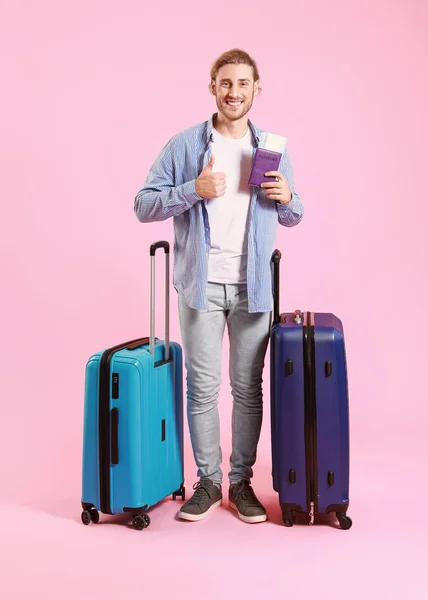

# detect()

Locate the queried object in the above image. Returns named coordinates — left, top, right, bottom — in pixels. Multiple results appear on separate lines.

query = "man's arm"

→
left=275, top=148, right=304, bottom=227
left=134, top=136, right=203, bottom=223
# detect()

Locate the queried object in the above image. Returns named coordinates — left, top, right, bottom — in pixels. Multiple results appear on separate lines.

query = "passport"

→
left=248, top=148, right=282, bottom=187
left=248, top=132, right=287, bottom=187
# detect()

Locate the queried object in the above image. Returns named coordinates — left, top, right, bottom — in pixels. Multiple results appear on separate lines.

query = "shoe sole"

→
left=177, top=499, right=222, bottom=521
left=229, top=502, right=267, bottom=524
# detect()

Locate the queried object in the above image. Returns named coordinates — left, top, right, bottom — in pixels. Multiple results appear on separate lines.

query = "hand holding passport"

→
left=248, top=133, right=292, bottom=204
left=248, top=147, right=282, bottom=186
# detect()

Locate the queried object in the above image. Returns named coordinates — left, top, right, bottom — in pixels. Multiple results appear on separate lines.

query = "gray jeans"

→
left=178, top=282, right=271, bottom=485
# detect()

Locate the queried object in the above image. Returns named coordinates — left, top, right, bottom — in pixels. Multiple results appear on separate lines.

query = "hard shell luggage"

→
left=81, top=241, right=185, bottom=530
left=270, top=250, right=352, bottom=529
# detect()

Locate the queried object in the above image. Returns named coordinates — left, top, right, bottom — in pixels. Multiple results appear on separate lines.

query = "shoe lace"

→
left=233, top=481, right=260, bottom=507
left=187, top=480, right=214, bottom=506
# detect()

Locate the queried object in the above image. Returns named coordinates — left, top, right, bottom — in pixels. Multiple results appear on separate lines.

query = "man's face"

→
left=211, top=63, right=259, bottom=122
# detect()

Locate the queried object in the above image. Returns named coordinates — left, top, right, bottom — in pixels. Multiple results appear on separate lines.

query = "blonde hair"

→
left=210, top=49, right=260, bottom=85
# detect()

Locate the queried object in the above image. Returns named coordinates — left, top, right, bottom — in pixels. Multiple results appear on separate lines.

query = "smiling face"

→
left=211, top=63, right=259, bottom=123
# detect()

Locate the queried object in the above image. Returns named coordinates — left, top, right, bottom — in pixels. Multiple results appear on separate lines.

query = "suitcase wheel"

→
left=81, top=508, right=99, bottom=526
left=336, top=513, right=352, bottom=530
left=81, top=510, right=91, bottom=525
left=172, top=485, right=186, bottom=502
left=89, top=508, right=100, bottom=523
left=282, top=511, right=296, bottom=527
left=132, top=514, right=151, bottom=530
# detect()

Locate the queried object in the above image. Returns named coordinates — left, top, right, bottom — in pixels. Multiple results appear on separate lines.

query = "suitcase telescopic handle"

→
left=271, top=250, right=282, bottom=325
left=149, top=240, right=170, bottom=360
left=150, top=241, right=170, bottom=256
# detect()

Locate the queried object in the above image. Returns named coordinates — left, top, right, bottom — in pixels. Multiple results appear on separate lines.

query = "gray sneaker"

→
left=177, top=479, right=222, bottom=521
left=229, top=481, right=267, bottom=523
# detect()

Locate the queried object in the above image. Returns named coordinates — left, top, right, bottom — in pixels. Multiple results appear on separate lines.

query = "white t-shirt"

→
left=206, top=127, right=253, bottom=285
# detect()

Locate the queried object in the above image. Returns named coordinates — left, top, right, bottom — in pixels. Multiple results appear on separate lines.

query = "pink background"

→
left=1, top=0, right=427, bottom=598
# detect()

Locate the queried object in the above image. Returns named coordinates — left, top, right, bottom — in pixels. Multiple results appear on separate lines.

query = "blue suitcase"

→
left=270, top=250, right=352, bottom=529
left=81, top=241, right=185, bottom=530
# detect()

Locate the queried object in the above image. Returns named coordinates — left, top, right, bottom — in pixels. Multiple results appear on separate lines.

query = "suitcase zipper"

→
left=303, top=312, right=318, bottom=524
left=309, top=501, right=315, bottom=525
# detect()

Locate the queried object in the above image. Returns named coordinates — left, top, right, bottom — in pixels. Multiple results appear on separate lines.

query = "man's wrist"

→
left=279, top=191, right=293, bottom=205
left=181, top=179, right=204, bottom=204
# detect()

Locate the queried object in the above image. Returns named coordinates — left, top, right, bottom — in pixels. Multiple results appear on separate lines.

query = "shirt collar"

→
left=206, top=113, right=261, bottom=146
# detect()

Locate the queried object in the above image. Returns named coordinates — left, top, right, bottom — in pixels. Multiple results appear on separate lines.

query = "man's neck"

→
left=213, top=113, right=249, bottom=139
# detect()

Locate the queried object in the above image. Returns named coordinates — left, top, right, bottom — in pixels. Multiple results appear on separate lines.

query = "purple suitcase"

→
left=270, top=250, right=352, bottom=529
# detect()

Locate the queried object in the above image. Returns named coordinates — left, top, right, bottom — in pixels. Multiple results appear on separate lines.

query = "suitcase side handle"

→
left=126, top=337, right=150, bottom=351
left=150, top=240, right=170, bottom=360
left=111, top=408, right=119, bottom=464
left=271, top=250, right=282, bottom=325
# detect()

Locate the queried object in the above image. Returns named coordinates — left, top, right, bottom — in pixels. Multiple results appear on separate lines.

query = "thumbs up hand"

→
left=195, top=155, right=226, bottom=199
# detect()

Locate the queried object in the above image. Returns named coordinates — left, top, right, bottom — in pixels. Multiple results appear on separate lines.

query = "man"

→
left=134, top=49, right=304, bottom=523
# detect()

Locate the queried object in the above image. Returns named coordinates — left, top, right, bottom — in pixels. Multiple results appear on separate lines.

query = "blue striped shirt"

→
left=134, top=114, right=304, bottom=313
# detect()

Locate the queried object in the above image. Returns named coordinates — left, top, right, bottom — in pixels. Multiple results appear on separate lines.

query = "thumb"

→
left=205, top=154, right=215, bottom=170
